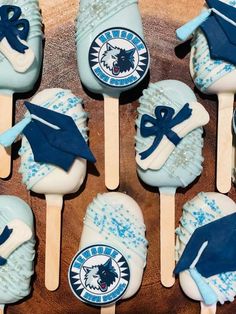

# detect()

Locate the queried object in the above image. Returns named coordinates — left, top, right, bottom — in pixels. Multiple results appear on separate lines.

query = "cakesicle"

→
left=0, top=195, right=35, bottom=313
left=76, top=0, right=149, bottom=189
left=0, top=0, right=43, bottom=178
left=175, top=192, right=236, bottom=314
left=0, top=88, right=96, bottom=291
left=135, top=80, right=209, bottom=287
left=68, top=192, right=148, bottom=314
left=176, top=0, right=236, bottom=193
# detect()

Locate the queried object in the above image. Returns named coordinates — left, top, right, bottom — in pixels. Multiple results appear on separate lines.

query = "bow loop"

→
left=0, top=5, right=30, bottom=53
left=140, top=103, right=192, bottom=160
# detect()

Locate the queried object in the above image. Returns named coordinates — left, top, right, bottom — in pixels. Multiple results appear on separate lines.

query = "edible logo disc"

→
left=68, top=244, right=130, bottom=306
left=89, top=27, right=149, bottom=89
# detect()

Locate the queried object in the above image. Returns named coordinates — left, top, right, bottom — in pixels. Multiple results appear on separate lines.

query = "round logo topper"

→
left=68, top=244, right=130, bottom=306
left=89, top=27, right=149, bottom=89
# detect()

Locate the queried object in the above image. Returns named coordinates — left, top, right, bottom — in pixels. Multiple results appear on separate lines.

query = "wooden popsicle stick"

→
left=200, top=302, right=217, bottom=314
left=216, top=93, right=234, bottom=193
left=160, top=191, right=175, bottom=288
left=101, top=304, right=116, bottom=314
left=104, top=96, right=119, bottom=190
left=0, top=94, right=13, bottom=179
left=45, top=194, right=63, bottom=291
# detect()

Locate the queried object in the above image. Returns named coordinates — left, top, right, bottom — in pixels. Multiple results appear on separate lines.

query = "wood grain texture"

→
left=0, top=0, right=235, bottom=313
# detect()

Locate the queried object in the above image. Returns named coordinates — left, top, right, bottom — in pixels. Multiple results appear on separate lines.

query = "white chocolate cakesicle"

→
left=76, top=0, right=149, bottom=190
left=19, top=89, right=88, bottom=194
left=135, top=80, right=209, bottom=288
left=19, top=89, right=89, bottom=291
left=175, top=192, right=236, bottom=313
left=68, top=192, right=148, bottom=310
left=0, top=0, right=43, bottom=179
left=180, top=0, right=236, bottom=193
left=0, top=195, right=35, bottom=310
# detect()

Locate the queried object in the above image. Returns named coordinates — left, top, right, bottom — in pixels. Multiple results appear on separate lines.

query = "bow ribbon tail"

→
left=140, top=134, right=163, bottom=160
left=0, top=5, right=30, bottom=53
left=0, top=225, right=13, bottom=245
left=169, top=103, right=192, bottom=127
left=6, top=32, right=29, bottom=54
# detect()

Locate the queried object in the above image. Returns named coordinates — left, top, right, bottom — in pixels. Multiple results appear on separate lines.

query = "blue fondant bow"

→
left=0, top=225, right=13, bottom=266
left=0, top=5, right=30, bottom=53
left=140, top=103, right=192, bottom=160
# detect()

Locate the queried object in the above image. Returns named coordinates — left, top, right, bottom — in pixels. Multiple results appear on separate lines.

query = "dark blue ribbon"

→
left=0, top=225, right=13, bottom=267
left=140, top=103, right=192, bottom=160
left=0, top=5, right=30, bottom=53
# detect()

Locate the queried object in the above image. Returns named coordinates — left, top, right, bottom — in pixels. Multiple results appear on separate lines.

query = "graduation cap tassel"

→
left=0, top=116, right=31, bottom=147
left=176, top=9, right=211, bottom=41
left=189, top=268, right=218, bottom=305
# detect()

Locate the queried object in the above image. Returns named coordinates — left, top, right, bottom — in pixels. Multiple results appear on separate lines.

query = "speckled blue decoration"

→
left=84, top=194, right=148, bottom=264
left=176, top=192, right=236, bottom=304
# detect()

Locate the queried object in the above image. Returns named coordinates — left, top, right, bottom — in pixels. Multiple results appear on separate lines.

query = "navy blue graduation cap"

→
left=200, top=0, right=236, bottom=64
left=174, top=212, right=236, bottom=278
left=0, top=102, right=96, bottom=171
left=176, top=0, right=236, bottom=65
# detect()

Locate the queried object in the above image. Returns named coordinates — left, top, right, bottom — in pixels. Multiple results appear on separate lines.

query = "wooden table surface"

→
left=1, top=0, right=236, bottom=313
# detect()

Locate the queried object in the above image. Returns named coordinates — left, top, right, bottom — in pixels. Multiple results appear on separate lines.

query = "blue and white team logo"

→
left=68, top=245, right=130, bottom=306
left=89, top=27, right=149, bottom=88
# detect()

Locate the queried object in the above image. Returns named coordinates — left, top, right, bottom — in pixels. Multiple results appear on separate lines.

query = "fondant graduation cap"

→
left=176, top=0, right=236, bottom=65
left=174, top=212, right=236, bottom=278
left=0, top=102, right=96, bottom=171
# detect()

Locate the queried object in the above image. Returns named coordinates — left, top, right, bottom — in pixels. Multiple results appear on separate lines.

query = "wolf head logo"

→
left=83, top=258, right=118, bottom=292
left=101, top=43, right=135, bottom=76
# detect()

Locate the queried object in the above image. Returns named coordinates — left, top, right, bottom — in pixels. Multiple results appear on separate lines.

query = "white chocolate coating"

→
left=19, top=89, right=88, bottom=195
left=176, top=192, right=236, bottom=304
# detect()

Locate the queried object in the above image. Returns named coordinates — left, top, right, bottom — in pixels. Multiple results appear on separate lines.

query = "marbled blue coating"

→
left=0, top=0, right=42, bottom=93
left=19, top=90, right=88, bottom=190
left=135, top=80, right=204, bottom=193
left=0, top=195, right=34, bottom=306
left=83, top=194, right=148, bottom=265
left=191, top=0, right=236, bottom=92
left=176, top=192, right=236, bottom=304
